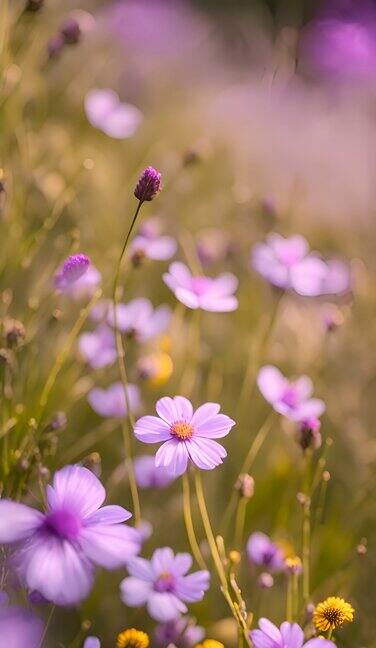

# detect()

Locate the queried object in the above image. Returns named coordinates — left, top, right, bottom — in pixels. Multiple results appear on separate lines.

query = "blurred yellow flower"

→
left=313, top=596, right=354, bottom=632
left=195, top=642, right=225, bottom=648
left=116, top=628, right=149, bottom=648
left=137, top=351, right=173, bottom=388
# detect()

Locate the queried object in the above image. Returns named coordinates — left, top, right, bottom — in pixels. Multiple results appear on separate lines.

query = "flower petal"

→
left=0, top=501, right=43, bottom=543
left=257, top=365, right=286, bottom=403
left=134, top=415, right=171, bottom=444
left=79, top=524, right=141, bottom=568
left=147, top=591, right=187, bottom=622
left=191, top=403, right=221, bottom=427
left=199, top=295, right=238, bottom=312
left=187, top=438, right=227, bottom=470
left=174, top=570, right=210, bottom=602
left=126, top=556, right=154, bottom=581
left=173, top=396, right=193, bottom=422
left=84, top=505, right=132, bottom=526
left=155, top=440, right=189, bottom=477
left=280, top=622, right=304, bottom=648
left=119, top=576, right=152, bottom=606
left=174, top=287, right=200, bottom=309
left=156, top=397, right=180, bottom=424
left=194, top=413, right=235, bottom=438
left=47, top=465, right=105, bottom=518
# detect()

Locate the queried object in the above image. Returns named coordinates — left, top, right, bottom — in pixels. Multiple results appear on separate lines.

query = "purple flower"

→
left=134, top=166, right=162, bottom=202
left=163, top=262, right=238, bottom=312
left=0, top=605, right=44, bottom=648
left=251, top=618, right=335, bottom=648
left=298, top=418, right=322, bottom=452
left=154, top=616, right=205, bottom=647
left=83, top=638, right=101, bottom=648
left=247, top=533, right=284, bottom=572
left=196, top=228, right=232, bottom=268
left=134, top=396, right=235, bottom=477
left=257, top=366, right=325, bottom=422
left=0, top=465, right=141, bottom=605
left=55, top=254, right=90, bottom=292
left=88, top=382, right=141, bottom=419
left=129, top=219, right=177, bottom=264
left=134, top=455, right=176, bottom=489
left=85, top=89, right=143, bottom=139
left=78, top=325, right=116, bottom=369
left=107, top=298, right=171, bottom=342
left=64, top=265, right=102, bottom=301
left=120, top=547, right=210, bottom=622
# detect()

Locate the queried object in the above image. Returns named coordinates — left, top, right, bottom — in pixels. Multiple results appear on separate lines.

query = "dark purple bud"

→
left=28, top=590, right=48, bottom=604
left=60, top=17, right=81, bottom=45
left=54, top=253, right=90, bottom=291
left=47, top=34, right=64, bottom=59
left=134, top=166, right=162, bottom=202
left=25, top=0, right=44, bottom=11
left=298, top=417, right=322, bottom=451
left=5, top=318, right=25, bottom=348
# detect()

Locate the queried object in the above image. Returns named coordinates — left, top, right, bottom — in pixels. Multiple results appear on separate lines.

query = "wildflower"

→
left=129, top=217, right=177, bottom=265
left=117, top=628, right=149, bottom=647
left=251, top=618, right=335, bottom=648
left=134, top=396, right=235, bottom=477
left=85, top=89, right=143, bottom=139
left=298, top=418, right=322, bottom=452
left=83, top=638, right=101, bottom=648
left=257, top=572, right=274, bottom=588
left=134, top=455, right=176, bottom=489
left=247, top=532, right=284, bottom=572
left=163, top=262, right=238, bottom=312
left=107, top=299, right=171, bottom=342
left=285, top=556, right=303, bottom=575
left=134, top=167, right=162, bottom=202
left=0, top=465, right=141, bottom=605
left=313, top=596, right=354, bottom=633
left=54, top=254, right=90, bottom=292
left=120, top=547, right=210, bottom=622
left=154, top=616, right=205, bottom=647
left=88, top=382, right=141, bottom=419
left=235, top=474, right=255, bottom=499
left=0, top=605, right=44, bottom=647
left=78, top=325, right=116, bottom=369
left=64, top=265, right=101, bottom=300
left=136, top=351, right=173, bottom=388
left=195, top=642, right=224, bottom=648
left=257, top=365, right=325, bottom=422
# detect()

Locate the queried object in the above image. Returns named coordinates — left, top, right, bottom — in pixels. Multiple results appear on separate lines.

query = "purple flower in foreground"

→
left=247, top=532, right=284, bottom=572
left=55, top=254, right=90, bottom=291
left=251, top=618, right=335, bottom=648
left=83, top=638, right=101, bottom=648
left=134, top=396, right=235, bottom=477
left=0, top=605, right=44, bottom=648
left=163, top=262, right=238, bottom=312
left=134, top=455, right=176, bottom=489
left=107, top=298, right=171, bottom=342
left=154, top=616, right=205, bottom=647
left=257, top=366, right=325, bottom=423
left=78, top=325, right=116, bottom=369
left=64, top=265, right=102, bottom=300
left=88, top=382, right=141, bottom=418
left=0, top=466, right=141, bottom=605
left=134, top=166, right=162, bottom=202
left=120, top=547, right=210, bottom=622
left=85, top=89, right=143, bottom=139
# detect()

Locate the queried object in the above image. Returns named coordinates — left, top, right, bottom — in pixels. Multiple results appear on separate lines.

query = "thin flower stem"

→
left=302, top=498, right=311, bottom=603
left=287, top=576, right=293, bottom=622
left=38, top=604, right=55, bottom=648
left=182, top=472, right=207, bottom=571
left=234, top=496, right=247, bottom=549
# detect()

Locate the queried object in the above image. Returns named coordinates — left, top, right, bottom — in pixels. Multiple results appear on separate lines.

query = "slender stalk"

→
left=182, top=472, right=207, bottom=570
left=38, top=604, right=55, bottom=648
left=302, top=497, right=311, bottom=603
left=286, top=575, right=293, bottom=622
left=234, top=496, right=247, bottom=549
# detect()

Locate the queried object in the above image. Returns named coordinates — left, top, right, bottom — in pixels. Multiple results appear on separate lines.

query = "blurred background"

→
left=0, top=0, right=375, bottom=646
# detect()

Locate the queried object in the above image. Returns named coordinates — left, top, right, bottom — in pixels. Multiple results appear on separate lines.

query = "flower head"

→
left=313, top=596, right=354, bottom=633
left=251, top=618, right=335, bottom=648
left=154, top=616, right=205, bottom=647
left=134, top=167, right=162, bottom=202
left=163, top=262, right=238, bottom=312
left=136, top=352, right=173, bottom=388
left=134, top=396, right=235, bottom=477
left=298, top=418, right=322, bottom=452
left=117, top=628, right=149, bottom=648
left=0, top=605, right=44, bottom=648
left=78, top=325, right=116, bottom=369
left=195, top=642, right=224, bottom=648
left=88, top=382, right=141, bottom=419
left=257, top=365, right=325, bottom=423
left=285, top=556, right=303, bottom=575
left=0, top=465, right=141, bottom=605
left=247, top=532, right=284, bottom=572
left=108, top=299, right=171, bottom=343
left=64, top=265, right=101, bottom=300
left=55, top=254, right=90, bottom=292
left=134, top=455, right=176, bottom=489
left=130, top=217, right=177, bottom=265
left=85, top=89, right=143, bottom=139
left=120, top=546, right=210, bottom=622
left=83, top=638, right=101, bottom=648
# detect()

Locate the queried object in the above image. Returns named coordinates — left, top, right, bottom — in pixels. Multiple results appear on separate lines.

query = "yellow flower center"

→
left=195, top=642, right=225, bottom=648
left=313, top=596, right=354, bottom=632
left=116, top=628, right=149, bottom=648
left=171, top=420, right=194, bottom=440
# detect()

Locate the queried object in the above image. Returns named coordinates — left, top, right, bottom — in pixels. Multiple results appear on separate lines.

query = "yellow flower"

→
left=116, top=628, right=149, bottom=648
left=137, top=352, right=173, bottom=388
left=195, top=642, right=225, bottom=648
left=313, top=596, right=354, bottom=632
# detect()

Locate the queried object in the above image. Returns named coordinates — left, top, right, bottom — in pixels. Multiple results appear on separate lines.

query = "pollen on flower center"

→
left=116, top=628, right=150, bottom=648
left=170, top=420, right=194, bottom=440
left=154, top=570, right=175, bottom=592
left=313, top=596, right=354, bottom=632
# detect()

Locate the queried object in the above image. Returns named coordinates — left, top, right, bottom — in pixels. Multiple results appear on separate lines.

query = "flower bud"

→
left=134, top=167, right=162, bottom=202
left=298, top=417, right=322, bottom=452
left=60, top=17, right=81, bottom=45
left=235, top=473, right=255, bottom=499
left=257, top=572, right=274, bottom=588
left=4, top=318, right=25, bottom=348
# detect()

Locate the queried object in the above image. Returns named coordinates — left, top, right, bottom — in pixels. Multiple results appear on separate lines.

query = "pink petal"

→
left=174, top=287, right=200, bottom=309
left=147, top=591, right=187, bottom=622
left=0, top=501, right=43, bottom=543
left=165, top=262, right=192, bottom=288
left=292, top=398, right=326, bottom=421
left=174, top=570, right=210, bottom=602
left=134, top=415, right=171, bottom=443
left=146, top=236, right=177, bottom=260
left=139, top=305, right=171, bottom=342
left=290, top=256, right=328, bottom=296
left=155, top=440, right=189, bottom=477
left=194, top=413, right=235, bottom=438
left=171, top=552, right=193, bottom=576
left=293, top=376, right=313, bottom=400
left=47, top=465, right=105, bottom=518
left=208, top=273, right=238, bottom=297
left=126, top=556, right=154, bottom=580
left=191, top=403, right=221, bottom=427
left=257, top=365, right=286, bottom=403
left=151, top=547, right=175, bottom=574
left=173, top=396, right=193, bottom=421
left=84, top=505, right=131, bottom=526
left=187, top=437, right=227, bottom=470
left=79, top=524, right=141, bottom=568
left=156, top=397, right=180, bottom=424
left=258, top=618, right=282, bottom=641
left=120, top=576, right=152, bottom=606
left=280, top=622, right=304, bottom=648
left=199, top=295, right=238, bottom=312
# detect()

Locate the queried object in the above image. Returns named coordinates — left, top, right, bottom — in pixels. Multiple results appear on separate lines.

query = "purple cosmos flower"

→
left=154, top=616, right=205, bottom=647
left=85, top=89, right=143, bottom=139
left=134, top=396, right=235, bottom=477
left=88, top=382, right=141, bottom=419
left=107, top=298, right=171, bottom=342
left=257, top=366, right=325, bottom=422
left=163, top=262, right=238, bottom=312
left=120, top=547, right=210, bottom=622
left=83, top=638, right=101, bottom=648
left=134, top=455, right=176, bottom=489
left=0, top=605, right=44, bottom=648
left=247, top=533, right=284, bottom=572
left=134, top=166, right=162, bottom=202
left=0, top=465, right=141, bottom=606
left=251, top=618, right=335, bottom=648
left=64, top=265, right=102, bottom=301
left=78, top=325, right=117, bottom=369
left=55, top=254, right=90, bottom=292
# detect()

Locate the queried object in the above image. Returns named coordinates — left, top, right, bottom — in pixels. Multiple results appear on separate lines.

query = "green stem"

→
left=182, top=472, right=207, bottom=570
left=286, top=575, right=293, bottom=622
left=302, top=498, right=311, bottom=603
left=234, top=496, right=247, bottom=549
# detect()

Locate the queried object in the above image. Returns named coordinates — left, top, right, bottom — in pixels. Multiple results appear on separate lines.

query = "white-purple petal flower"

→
left=54, top=254, right=90, bottom=292
left=163, top=262, right=238, bottom=312
left=107, top=298, right=171, bottom=342
left=78, top=325, right=117, bottom=369
left=63, top=265, right=101, bottom=301
left=85, top=89, right=143, bottom=139
left=88, top=382, right=141, bottom=419
left=251, top=617, right=335, bottom=648
left=134, top=455, right=176, bottom=489
left=154, top=616, right=205, bottom=647
left=247, top=532, right=284, bottom=572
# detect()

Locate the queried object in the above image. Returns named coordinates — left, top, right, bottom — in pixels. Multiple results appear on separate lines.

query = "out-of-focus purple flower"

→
left=163, top=262, right=238, bottom=312
left=90, top=299, right=111, bottom=323
left=0, top=591, right=9, bottom=605
left=85, top=89, right=143, bottom=139
left=322, top=304, right=345, bottom=332
left=78, top=325, right=116, bottom=369
left=298, top=417, right=322, bottom=451
left=108, top=298, right=171, bottom=342
left=196, top=228, right=232, bottom=268
left=60, top=17, right=81, bottom=44
left=134, top=167, right=162, bottom=202
left=120, top=547, right=210, bottom=622
left=47, top=33, right=64, bottom=59
left=154, top=616, right=205, bottom=647
left=0, top=605, right=44, bottom=648
left=320, top=260, right=351, bottom=295
left=129, top=218, right=177, bottom=265
left=55, top=254, right=90, bottom=292
left=251, top=618, right=335, bottom=648
left=257, top=365, right=325, bottom=422
left=247, top=533, right=284, bottom=572
left=64, top=265, right=101, bottom=300
left=134, top=396, right=235, bottom=477
left=83, top=637, right=101, bottom=648
left=88, top=382, right=140, bottom=418
left=257, top=572, right=274, bottom=589
left=0, top=465, right=141, bottom=605
left=134, top=455, right=176, bottom=489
